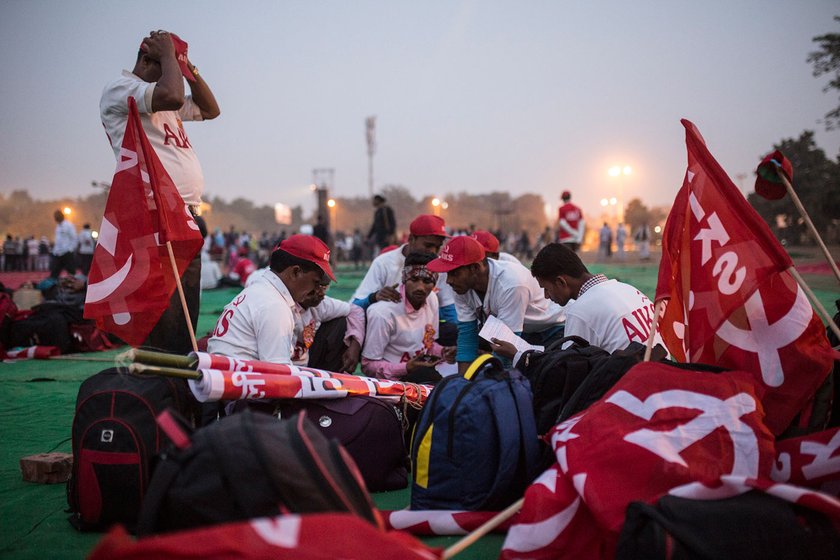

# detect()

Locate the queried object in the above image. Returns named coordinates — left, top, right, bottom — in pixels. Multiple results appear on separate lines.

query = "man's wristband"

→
left=191, top=66, right=200, bottom=78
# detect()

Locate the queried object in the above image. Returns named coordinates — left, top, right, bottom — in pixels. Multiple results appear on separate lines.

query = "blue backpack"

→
left=410, top=355, right=540, bottom=510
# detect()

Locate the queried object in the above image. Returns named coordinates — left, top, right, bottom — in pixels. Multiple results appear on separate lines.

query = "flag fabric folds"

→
left=84, top=97, right=203, bottom=347
left=655, top=119, right=835, bottom=435
left=89, top=513, right=439, bottom=560
left=500, top=362, right=840, bottom=559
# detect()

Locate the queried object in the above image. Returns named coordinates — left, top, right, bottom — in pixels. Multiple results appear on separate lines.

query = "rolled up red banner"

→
left=189, top=351, right=433, bottom=405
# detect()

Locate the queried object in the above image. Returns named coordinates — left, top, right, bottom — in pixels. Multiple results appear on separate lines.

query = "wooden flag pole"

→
left=166, top=241, right=198, bottom=353
left=643, top=299, right=665, bottom=361
left=442, top=497, right=524, bottom=559
left=129, top=348, right=198, bottom=369
left=775, top=171, right=840, bottom=284
left=129, top=362, right=202, bottom=380
left=788, top=267, right=840, bottom=344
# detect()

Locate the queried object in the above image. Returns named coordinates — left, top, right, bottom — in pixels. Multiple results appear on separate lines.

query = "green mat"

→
left=1, top=261, right=834, bottom=559
left=0, top=284, right=502, bottom=559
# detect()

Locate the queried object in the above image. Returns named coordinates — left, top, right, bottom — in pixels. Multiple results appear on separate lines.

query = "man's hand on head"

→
left=142, top=30, right=176, bottom=62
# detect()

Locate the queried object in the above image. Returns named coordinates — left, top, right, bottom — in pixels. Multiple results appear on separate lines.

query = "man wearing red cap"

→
left=556, top=190, right=584, bottom=252
left=100, top=29, right=220, bottom=353
left=208, top=235, right=336, bottom=363
left=352, top=214, right=458, bottom=330
left=471, top=230, right=520, bottom=264
left=427, top=236, right=565, bottom=374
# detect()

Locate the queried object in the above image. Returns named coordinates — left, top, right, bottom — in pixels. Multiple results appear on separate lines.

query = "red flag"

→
left=655, top=119, right=834, bottom=434
left=84, top=97, right=203, bottom=346
left=772, top=427, right=840, bottom=498
left=89, top=513, right=439, bottom=560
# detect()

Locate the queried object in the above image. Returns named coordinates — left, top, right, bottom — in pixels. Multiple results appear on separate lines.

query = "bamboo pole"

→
left=788, top=267, right=840, bottom=344
left=48, top=355, right=116, bottom=362
left=129, top=362, right=202, bottom=380
left=774, top=171, right=840, bottom=284
left=442, top=497, right=524, bottom=559
left=166, top=240, right=198, bottom=352
left=130, top=348, right=197, bottom=369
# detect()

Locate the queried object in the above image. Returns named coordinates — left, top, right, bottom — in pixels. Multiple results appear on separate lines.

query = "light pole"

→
left=327, top=198, right=337, bottom=234
left=607, top=165, right=632, bottom=223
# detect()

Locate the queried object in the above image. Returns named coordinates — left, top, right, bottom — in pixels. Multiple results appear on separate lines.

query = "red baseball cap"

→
left=276, top=234, right=336, bottom=281
left=755, top=150, right=793, bottom=200
left=410, top=214, right=449, bottom=237
left=561, top=190, right=571, bottom=200
left=427, top=236, right=486, bottom=273
left=471, top=230, right=499, bottom=253
left=140, top=32, right=196, bottom=83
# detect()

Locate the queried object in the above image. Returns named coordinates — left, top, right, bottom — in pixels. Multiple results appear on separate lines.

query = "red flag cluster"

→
left=497, top=120, right=840, bottom=558
left=84, top=97, right=203, bottom=347
left=655, top=119, right=835, bottom=435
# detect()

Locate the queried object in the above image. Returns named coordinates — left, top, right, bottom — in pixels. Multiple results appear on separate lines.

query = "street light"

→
left=63, top=207, right=72, bottom=216
left=327, top=199, right=337, bottom=231
left=607, top=165, right=632, bottom=223
left=431, top=197, right=441, bottom=216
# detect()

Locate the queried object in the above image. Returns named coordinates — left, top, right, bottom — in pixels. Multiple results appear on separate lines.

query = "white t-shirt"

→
left=100, top=70, right=205, bottom=205
left=207, top=271, right=296, bottom=363
left=564, top=279, right=663, bottom=353
left=497, top=252, right=521, bottom=264
left=53, top=220, right=78, bottom=256
left=362, top=292, right=440, bottom=365
left=291, top=296, right=364, bottom=366
left=77, top=229, right=95, bottom=255
left=351, top=244, right=455, bottom=307
left=453, top=259, right=565, bottom=333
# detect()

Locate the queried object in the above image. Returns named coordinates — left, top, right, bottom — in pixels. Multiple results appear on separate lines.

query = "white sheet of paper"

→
left=435, top=362, right=459, bottom=377
left=478, top=315, right=544, bottom=353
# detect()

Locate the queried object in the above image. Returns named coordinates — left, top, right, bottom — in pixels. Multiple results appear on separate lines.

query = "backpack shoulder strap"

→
left=136, top=409, right=197, bottom=536
left=464, top=353, right=497, bottom=381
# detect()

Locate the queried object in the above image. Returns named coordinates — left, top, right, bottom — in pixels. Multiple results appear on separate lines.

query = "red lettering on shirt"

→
left=162, top=122, right=192, bottom=149
left=213, top=308, right=234, bottom=337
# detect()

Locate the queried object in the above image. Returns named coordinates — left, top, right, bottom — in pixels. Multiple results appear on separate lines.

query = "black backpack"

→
left=137, top=409, right=380, bottom=535
left=617, top=490, right=840, bottom=559
left=519, top=337, right=669, bottom=438
left=516, top=336, right=611, bottom=435
left=67, top=367, right=198, bottom=531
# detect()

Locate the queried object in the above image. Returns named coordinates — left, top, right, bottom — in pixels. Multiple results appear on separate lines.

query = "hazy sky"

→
left=1, top=1, right=838, bottom=221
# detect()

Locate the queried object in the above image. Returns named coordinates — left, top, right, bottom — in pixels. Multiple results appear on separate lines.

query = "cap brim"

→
left=426, top=258, right=460, bottom=273
left=316, top=261, right=337, bottom=282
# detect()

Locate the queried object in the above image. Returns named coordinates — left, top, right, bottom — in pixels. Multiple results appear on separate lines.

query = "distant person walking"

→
left=50, top=209, right=78, bottom=278
left=598, top=222, right=612, bottom=261
left=368, top=194, right=396, bottom=254
left=634, top=222, right=651, bottom=261
left=77, top=223, right=96, bottom=275
left=100, top=28, right=220, bottom=354
left=616, top=222, right=627, bottom=260
left=556, top=190, right=584, bottom=252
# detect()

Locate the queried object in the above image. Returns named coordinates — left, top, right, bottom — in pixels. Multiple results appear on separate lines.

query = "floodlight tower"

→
left=366, top=116, right=376, bottom=198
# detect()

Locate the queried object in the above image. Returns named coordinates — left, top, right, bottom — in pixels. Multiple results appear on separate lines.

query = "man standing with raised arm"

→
left=100, top=29, right=220, bottom=354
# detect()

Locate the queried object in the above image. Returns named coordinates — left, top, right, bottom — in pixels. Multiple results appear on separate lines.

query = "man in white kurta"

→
left=351, top=214, right=457, bottom=326
left=362, top=253, right=455, bottom=381
left=427, top=236, right=565, bottom=373
left=100, top=29, right=220, bottom=354
left=208, top=235, right=336, bottom=363
left=529, top=242, right=662, bottom=353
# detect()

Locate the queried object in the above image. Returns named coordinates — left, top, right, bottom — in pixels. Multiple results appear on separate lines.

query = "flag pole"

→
left=788, top=267, right=840, bottom=343
left=774, top=170, right=840, bottom=284
left=129, top=362, right=202, bottom=380
left=166, top=240, right=198, bottom=352
left=442, top=497, right=523, bottom=559
left=643, top=299, right=665, bottom=361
